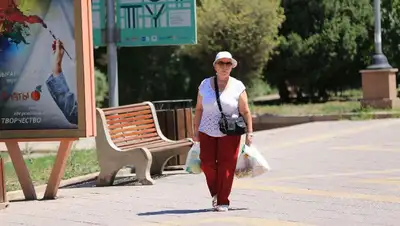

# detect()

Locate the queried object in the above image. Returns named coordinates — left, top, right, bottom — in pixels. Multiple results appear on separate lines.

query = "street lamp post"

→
left=367, top=0, right=392, bottom=69
left=107, top=0, right=119, bottom=107
left=360, top=0, right=399, bottom=110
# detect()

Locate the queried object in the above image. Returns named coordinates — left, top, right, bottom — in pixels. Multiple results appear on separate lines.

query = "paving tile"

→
left=1, top=119, right=400, bottom=225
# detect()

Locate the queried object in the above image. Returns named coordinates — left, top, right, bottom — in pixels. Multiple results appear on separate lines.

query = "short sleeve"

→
left=236, top=80, right=246, bottom=94
left=198, top=78, right=208, bottom=96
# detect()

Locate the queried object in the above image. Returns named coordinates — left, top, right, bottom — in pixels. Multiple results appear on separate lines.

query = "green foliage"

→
left=381, top=0, right=400, bottom=68
left=92, top=0, right=400, bottom=105
left=116, top=46, right=190, bottom=105
left=247, top=78, right=276, bottom=101
left=266, top=0, right=373, bottom=100
left=94, top=68, right=108, bottom=107
left=181, top=0, right=285, bottom=85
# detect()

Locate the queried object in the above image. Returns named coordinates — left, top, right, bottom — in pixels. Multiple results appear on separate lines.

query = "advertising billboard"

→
left=0, top=0, right=95, bottom=139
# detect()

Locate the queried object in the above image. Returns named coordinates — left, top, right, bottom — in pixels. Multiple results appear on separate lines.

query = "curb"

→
left=252, top=112, right=400, bottom=131
left=6, top=172, right=99, bottom=201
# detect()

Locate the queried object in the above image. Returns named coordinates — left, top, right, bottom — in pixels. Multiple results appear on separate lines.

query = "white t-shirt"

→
left=198, top=76, right=246, bottom=137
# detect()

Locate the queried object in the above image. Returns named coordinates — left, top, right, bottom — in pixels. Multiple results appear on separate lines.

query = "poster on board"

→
left=0, top=0, right=95, bottom=138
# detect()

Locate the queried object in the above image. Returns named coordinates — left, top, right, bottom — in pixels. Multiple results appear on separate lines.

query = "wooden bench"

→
left=95, top=102, right=194, bottom=186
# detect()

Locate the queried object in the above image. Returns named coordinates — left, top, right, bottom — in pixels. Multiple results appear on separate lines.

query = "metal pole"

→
left=374, top=0, right=382, bottom=54
left=106, top=0, right=119, bottom=107
left=368, top=0, right=392, bottom=69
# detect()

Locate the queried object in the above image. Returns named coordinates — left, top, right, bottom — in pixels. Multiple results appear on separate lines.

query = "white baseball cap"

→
left=213, top=51, right=237, bottom=68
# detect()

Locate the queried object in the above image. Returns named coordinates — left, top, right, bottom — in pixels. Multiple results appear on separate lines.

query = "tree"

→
left=266, top=0, right=373, bottom=102
left=93, top=45, right=189, bottom=105
left=94, top=68, right=108, bottom=107
left=180, top=0, right=285, bottom=86
left=381, top=0, right=400, bottom=68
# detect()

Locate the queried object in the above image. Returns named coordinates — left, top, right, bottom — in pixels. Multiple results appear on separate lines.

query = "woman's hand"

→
left=245, top=133, right=253, bottom=146
left=238, top=90, right=253, bottom=146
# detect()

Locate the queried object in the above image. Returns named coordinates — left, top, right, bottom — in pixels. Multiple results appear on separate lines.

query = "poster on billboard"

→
left=0, top=0, right=95, bottom=139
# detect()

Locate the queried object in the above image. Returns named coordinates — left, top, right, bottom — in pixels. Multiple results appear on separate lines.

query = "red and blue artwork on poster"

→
left=0, top=0, right=78, bottom=130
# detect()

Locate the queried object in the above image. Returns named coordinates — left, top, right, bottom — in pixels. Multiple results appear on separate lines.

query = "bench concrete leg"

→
left=134, top=148, right=155, bottom=185
left=97, top=169, right=119, bottom=187
left=150, top=147, right=190, bottom=175
left=127, top=166, right=154, bottom=185
left=151, top=151, right=175, bottom=175
left=136, top=166, right=155, bottom=185
left=97, top=148, right=154, bottom=186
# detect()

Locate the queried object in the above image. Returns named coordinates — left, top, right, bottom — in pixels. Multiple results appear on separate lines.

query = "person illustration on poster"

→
left=46, top=39, right=78, bottom=125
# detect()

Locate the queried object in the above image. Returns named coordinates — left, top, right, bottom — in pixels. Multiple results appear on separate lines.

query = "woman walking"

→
left=193, top=51, right=253, bottom=212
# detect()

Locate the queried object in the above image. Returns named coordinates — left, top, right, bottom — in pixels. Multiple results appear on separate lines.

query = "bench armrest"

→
left=95, top=108, right=122, bottom=152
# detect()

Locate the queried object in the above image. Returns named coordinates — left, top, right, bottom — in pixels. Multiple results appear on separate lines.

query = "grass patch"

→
left=0, top=152, right=9, bottom=161
left=328, top=89, right=362, bottom=101
left=3, top=149, right=100, bottom=192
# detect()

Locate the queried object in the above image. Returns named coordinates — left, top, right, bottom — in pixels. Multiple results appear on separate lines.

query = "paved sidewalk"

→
left=1, top=119, right=400, bottom=225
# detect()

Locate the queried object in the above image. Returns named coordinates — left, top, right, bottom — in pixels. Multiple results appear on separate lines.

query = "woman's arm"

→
left=193, top=92, right=203, bottom=142
left=46, top=72, right=78, bottom=125
left=238, top=90, right=253, bottom=145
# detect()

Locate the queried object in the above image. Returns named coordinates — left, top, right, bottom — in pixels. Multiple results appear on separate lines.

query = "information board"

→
left=116, top=0, right=197, bottom=47
left=92, top=0, right=106, bottom=47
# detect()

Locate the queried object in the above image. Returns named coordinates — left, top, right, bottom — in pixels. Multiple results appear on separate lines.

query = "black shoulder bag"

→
left=214, top=76, right=247, bottom=136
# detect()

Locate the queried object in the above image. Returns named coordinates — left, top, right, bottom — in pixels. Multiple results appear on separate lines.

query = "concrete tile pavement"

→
left=1, top=119, right=400, bottom=225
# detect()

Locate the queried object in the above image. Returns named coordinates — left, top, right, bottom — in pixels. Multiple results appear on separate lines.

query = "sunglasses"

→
left=217, top=61, right=232, bottom=66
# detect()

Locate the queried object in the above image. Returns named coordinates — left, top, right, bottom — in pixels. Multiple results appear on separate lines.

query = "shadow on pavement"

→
left=61, top=173, right=186, bottom=189
left=9, top=198, right=37, bottom=203
left=137, top=207, right=248, bottom=216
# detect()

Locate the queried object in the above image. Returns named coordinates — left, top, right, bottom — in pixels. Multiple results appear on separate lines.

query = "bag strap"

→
left=213, top=76, right=224, bottom=116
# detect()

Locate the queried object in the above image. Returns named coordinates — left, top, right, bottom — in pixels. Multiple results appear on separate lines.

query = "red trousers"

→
left=199, top=132, right=241, bottom=206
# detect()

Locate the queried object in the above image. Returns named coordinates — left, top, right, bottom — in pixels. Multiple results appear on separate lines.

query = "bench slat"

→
left=114, top=137, right=162, bottom=147
left=124, top=139, right=188, bottom=150
left=120, top=139, right=191, bottom=151
left=118, top=139, right=165, bottom=150
left=107, top=113, right=152, bottom=123
left=103, top=105, right=150, bottom=115
left=108, top=117, right=154, bottom=130
left=107, top=118, right=154, bottom=128
left=105, top=109, right=152, bottom=120
left=110, top=128, right=157, bottom=140
left=109, top=123, right=155, bottom=135
left=149, top=142, right=192, bottom=152
left=112, top=132, right=159, bottom=144
left=144, top=140, right=190, bottom=149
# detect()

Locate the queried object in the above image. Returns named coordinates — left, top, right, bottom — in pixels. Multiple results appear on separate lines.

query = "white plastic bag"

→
left=235, top=144, right=270, bottom=178
left=184, top=143, right=202, bottom=174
